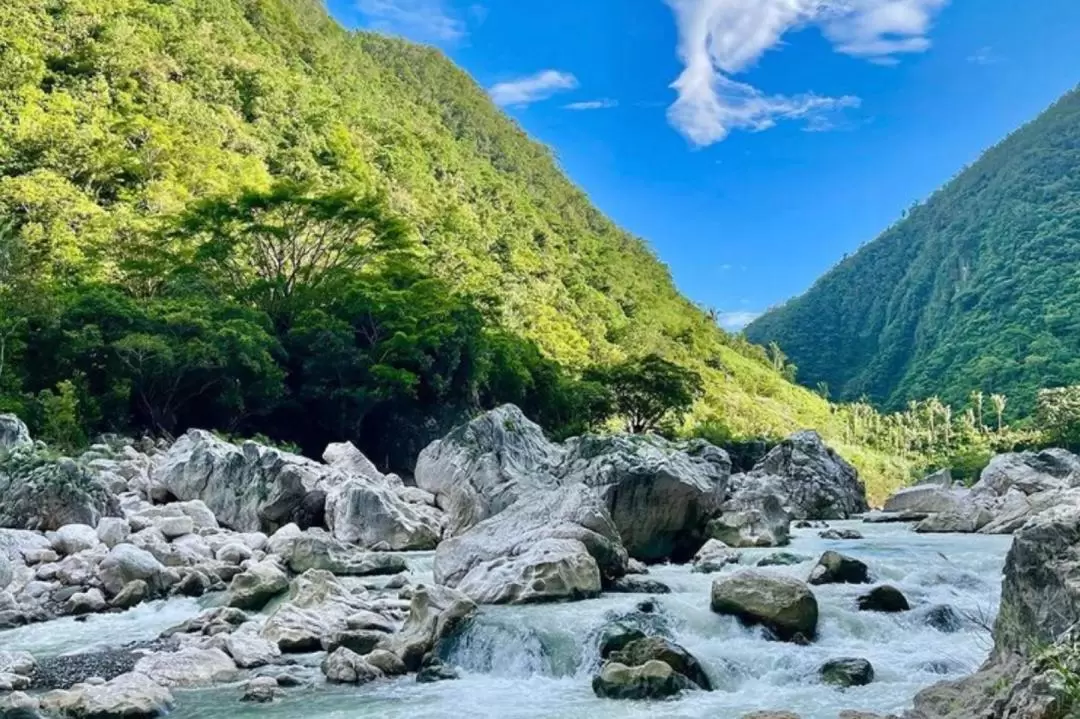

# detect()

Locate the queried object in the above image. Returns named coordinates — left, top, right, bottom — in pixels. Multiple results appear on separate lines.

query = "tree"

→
left=990, top=393, right=1008, bottom=432
left=174, top=183, right=411, bottom=320
left=1036, top=386, right=1080, bottom=451
left=587, top=354, right=704, bottom=434
left=970, top=390, right=985, bottom=431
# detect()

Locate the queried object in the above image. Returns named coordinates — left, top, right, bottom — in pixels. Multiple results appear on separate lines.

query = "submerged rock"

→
left=691, top=539, right=741, bottom=574
left=377, top=584, right=476, bottom=671
left=416, top=659, right=460, bottom=683
left=321, top=647, right=382, bottom=685
left=857, top=586, right=910, bottom=613
left=607, top=636, right=712, bottom=691
left=757, top=552, right=807, bottom=567
left=592, top=660, right=691, bottom=700
left=819, top=528, right=863, bottom=540
left=606, top=575, right=672, bottom=594
left=820, top=657, right=874, bottom=687
left=808, top=551, right=869, bottom=586
left=240, top=675, right=282, bottom=703
left=710, top=571, right=818, bottom=641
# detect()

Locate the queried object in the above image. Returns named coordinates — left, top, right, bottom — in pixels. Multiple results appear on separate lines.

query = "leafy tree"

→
left=1037, top=386, right=1080, bottom=451
left=37, top=379, right=86, bottom=451
left=587, top=354, right=704, bottom=434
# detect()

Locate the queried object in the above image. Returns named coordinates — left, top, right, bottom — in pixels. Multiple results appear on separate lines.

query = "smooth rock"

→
left=710, top=571, right=818, bottom=641
left=377, top=584, right=476, bottom=671
left=857, top=586, right=910, bottom=613
left=820, top=657, right=874, bottom=687
left=321, top=647, right=382, bottom=684
left=692, top=539, right=741, bottom=574
left=592, top=660, right=691, bottom=700
left=226, top=561, right=289, bottom=611
left=133, top=647, right=238, bottom=688
left=808, top=551, right=869, bottom=585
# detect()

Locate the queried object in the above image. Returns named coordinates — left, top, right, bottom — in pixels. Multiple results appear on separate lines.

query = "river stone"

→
left=133, top=647, right=238, bottom=688
left=222, top=626, right=281, bottom=669
left=414, top=405, right=566, bottom=536
left=819, top=528, right=863, bottom=540
left=736, top=431, right=868, bottom=520
left=98, top=543, right=173, bottom=597
left=915, top=505, right=994, bottom=534
left=710, top=571, right=818, bottom=641
left=592, top=660, right=691, bottom=700
left=692, top=539, right=741, bottom=574
left=51, top=524, right=101, bottom=556
left=365, top=649, right=407, bottom=676
left=0, top=555, right=11, bottom=591
left=923, top=605, right=963, bottom=633
left=820, top=657, right=874, bottom=687
left=883, top=485, right=972, bottom=515
left=857, top=586, right=910, bottom=613
left=261, top=570, right=381, bottom=652
left=321, top=647, right=382, bottom=684
left=67, top=587, right=107, bottom=615
left=226, top=560, right=289, bottom=610
left=154, top=516, right=193, bottom=539
left=808, top=551, right=869, bottom=585
left=606, top=575, right=672, bottom=594
left=757, top=552, right=807, bottom=567
left=377, top=584, right=476, bottom=671
left=597, top=623, right=648, bottom=659
left=0, top=453, right=120, bottom=531
left=325, top=477, right=440, bottom=551
left=240, top=675, right=281, bottom=703
left=706, top=491, right=791, bottom=548
left=741, top=713, right=802, bottom=719
left=282, top=532, right=407, bottom=577
left=323, top=629, right=386, bottom=655
left=607, top=636, right=712, bottom=691
left=322, top=442, right=387, bottom=483
left=0, top=651, right=36, bottom=681
left=153, top=430, right=332, bottom=534
left=110, top=580, right=150, bottom=609
left=560, top=434, right=730, bottom=562
left=0, top=414, right=31, bottom=451
left=434, top=483, right=627, bottom=604
left=40, top=672, right=174, bottom=719
left=96, top=518, right=131, bottom=549
left=974, top=449, right=1080, bottom=497
left=416, top=659, right=460, bottom=683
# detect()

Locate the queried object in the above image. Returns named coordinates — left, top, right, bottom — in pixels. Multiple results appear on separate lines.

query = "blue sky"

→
left=327, top=0, right=1080, bottom=330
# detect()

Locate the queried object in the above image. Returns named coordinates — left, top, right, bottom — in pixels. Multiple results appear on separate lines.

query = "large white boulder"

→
left=325, top=478, right=440, bottom=551
left=97, top=543, right=174, bottom=597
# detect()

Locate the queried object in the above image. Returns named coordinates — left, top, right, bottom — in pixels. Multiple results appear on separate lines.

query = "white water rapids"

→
left=0, top=521, right=1012, bottom=718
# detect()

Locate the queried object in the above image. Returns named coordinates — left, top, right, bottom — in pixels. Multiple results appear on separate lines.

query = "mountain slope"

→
left=0, top=0, right=913, bottom=497
left=746, top=87, right=1080, bottom=414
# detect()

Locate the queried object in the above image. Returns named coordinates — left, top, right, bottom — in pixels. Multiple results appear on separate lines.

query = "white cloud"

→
left=564, top=99, right=619, bottom=111
left=665, top=0, right=948, bottom=145
left=490, top=71, right=579, bottom=107
left=356, top=0, right=468, bottom=43
left=967, top=46, right=999, bottom=65
left=716, top=310, right=762, bottom=331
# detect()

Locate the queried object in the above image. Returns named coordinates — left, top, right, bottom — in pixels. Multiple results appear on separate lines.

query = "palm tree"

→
left=970, top=390, right=985, bottom=431
left=990, top=393, right=1008, bottom=432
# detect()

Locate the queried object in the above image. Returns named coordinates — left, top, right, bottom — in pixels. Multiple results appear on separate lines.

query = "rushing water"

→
left=1, top=522, right=1012, bottom=718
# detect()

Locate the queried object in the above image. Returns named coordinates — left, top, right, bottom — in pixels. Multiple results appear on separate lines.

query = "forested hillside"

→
left=0, top=0, right=912, bottom=494
left=747, top=87, right=1080, bottom=416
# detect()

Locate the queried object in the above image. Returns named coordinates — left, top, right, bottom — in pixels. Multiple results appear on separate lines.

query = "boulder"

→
left=154, top=516, right=193, bottom=539
left=738, top=431, right=868, bottom=519
left=757, top=552, right=807, bottom=567
left=96, top=518, right=131, bottom=549
left=857, top=586, right=910, bottom=613
left=606, top=575, right=672, bottom=594
left=133, top=647, right=238, bottom=687
left=377, top=584, right=476, bottom=671
left=414, top=405, right=566, bottom=536
left=153, top=430, right=332, bottom=533
left=0, top=555, right=11, bottom=591
left=67, top=587, right=107, bottom=615
left=710, top=571, right=818, bottom=641
left=883, top=485, right=973, bottom=515
left=415, top=659, right=459, bottom=683
left=226, top=560, right=289, bottom=611
left=597, top=623, right=648, bottom=659
left=110, top=580, right=150, bottom=609
left=923, top=605, right=963, bottom=633
left=322, top=441, right=387, bottom=483
left=97, top=544, right=173, bottom=597
left=365, top=649, right=407, bottom=676
left=51, top=524, right=101, bottom=556
left=433, top=483, right=627, bottom=603
left=0, top=414, right=31, bottom=451
left=978, top=488, right=1080, bottom=535
left=40, top=672, right=173, bottom=719
left=820, top=657, right=874, bottom=687
left=321, top=647, right=383, bottom=684
left=819, top=528, right=863, bottom=540
left=692, top=539, right=741, bottom=574
left=607, top=636, right=712, bottom=691
left=325, top=478, right=440, bottom=551
left=808, top=551, right=869, bottom=585
left=974, top=449, right=1080, bottom=497
left=281, top=532, right=407, bottom=577
left=592, top=660, right=691, bottom=700
left=0, top=452, right=119, bottom=531
left=915, top=505, right=994, bottom=534
left=222, top=626, right=282, bottom=669
left=261, top=570, right=382, bottom=652
left=707, top=490, right=791, bottom=548
left=240, top=676, right=281, bottom=703
left=560, top=434, right=730, bottom=562
left=917, top=468, right=954, bottom=487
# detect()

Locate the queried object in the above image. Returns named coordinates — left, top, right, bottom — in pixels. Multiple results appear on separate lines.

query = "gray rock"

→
left=98, top=544, right=172, bottom=597
left=96, top=518, right=131, bottom=549
left=226, top=560, right=289, bottom=611
left=607, top=636, right=712, bottom=691
left=133, top=647, right=238, bottom=688
left=66, top=587, right=107, bottom=615
left=322, top=442, right=388, bottom=484
left=757, top=552, right=807, bottom=567
left=857, top=586, right=910, bottom=613
left=433, top=483, right=627, bottom=604
left=154, top=516, right=193, bottom=539
left=737, top=431, right=868, bottom=520
left=377, top=584, right=476, bottom=671
left=883, top=485, right=973, bottom=515
left=51, top=524, right=101, bottom=556
left=691, top=539, right=741, bottom=574
left=0, top=554, right=10, bottom=591
left=261, top=570, right=383, bottom=652
left=974, top=449, right=1080, bottom=497
left=0, top=650, right=36, bottom=678
left=707, top=491, right=791, bottom=548
left=222, top=626, right=281, bottom=669
left=592, top=660, right=691, bottom=700
left=39, top=672, right=174, bottom=718
left=0, top=414, right=31, bottom=451
left=0, top=690, right=39, bottom=716
left=915, top=505, right=995, bottom=533
left=819, top=528, right=863, bottom=540
left=606, top=575, right=672, bottom=594
left=364, top=649, right=407, bottom=676
left=414, top=405, right=566, bottom=536
left=282, top=532, right=407, bottom=577
left=240, top=675, right=281, bottom=703
left=710, top=571, right=818, bottom=641
left=560, top=434, right=730, bottom=562
left=415, top=659, right=459, bottom=683
left=215, top=542, right=253, bottom=565
left=820, top=657, right=874, bottom=687
left=808, top=551, right=869, bottom=585
left=325, top=477, right=440, bottom=551
left=110, top=580, right=149, bottom=610
left=321, top=647, right=382, bottom=684
left=0, top=452, right=119, bottom=531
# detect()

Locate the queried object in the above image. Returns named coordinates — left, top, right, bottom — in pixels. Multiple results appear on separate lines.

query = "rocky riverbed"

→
left=1, top=406, right=1078, bottom=718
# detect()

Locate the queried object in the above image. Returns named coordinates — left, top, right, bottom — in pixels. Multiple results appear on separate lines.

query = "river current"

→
left=1, top=521, right=1013, bottom=718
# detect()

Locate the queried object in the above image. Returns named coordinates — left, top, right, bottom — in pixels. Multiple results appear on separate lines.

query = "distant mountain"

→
left=746, top=87, right=1080, bottom=415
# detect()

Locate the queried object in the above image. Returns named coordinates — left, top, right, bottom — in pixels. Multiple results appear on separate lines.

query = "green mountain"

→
left=746, top=87, right=1080, bottom=416
left=0, top=0, right=913, bottom=498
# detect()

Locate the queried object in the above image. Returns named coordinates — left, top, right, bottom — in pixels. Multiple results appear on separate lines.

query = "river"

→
left=1, top=521, right=1013, bottom=718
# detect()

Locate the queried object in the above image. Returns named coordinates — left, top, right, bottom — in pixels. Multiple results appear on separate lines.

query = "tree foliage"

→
left=588, top=354, right=704, bottom=434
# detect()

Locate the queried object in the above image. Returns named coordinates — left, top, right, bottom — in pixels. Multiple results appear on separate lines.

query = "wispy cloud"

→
left=665, top=0, right=949, bottom=145
left=356, top=0, right=469, bottom=43
left=967, top=46, right=1000, bottom=65
left=716, top=310, right=762, bottom=331
left=564, top=99, right=619, bottom=111
left=490, top=70, right=579, bottom=107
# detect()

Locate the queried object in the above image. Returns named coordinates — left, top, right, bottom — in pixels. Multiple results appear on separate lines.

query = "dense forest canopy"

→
left=0, top=0, right=924, bottom=496
left=746, top=87, right=1080, bottom=417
